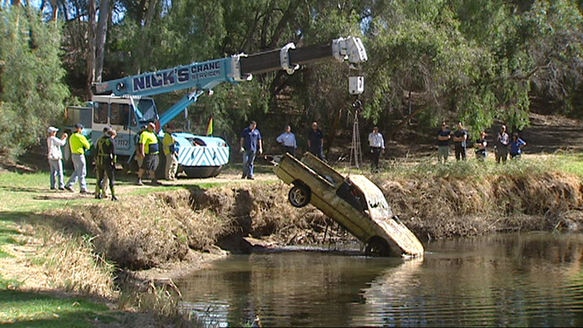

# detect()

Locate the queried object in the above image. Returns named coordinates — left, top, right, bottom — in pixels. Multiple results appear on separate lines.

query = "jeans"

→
left=67, top=154, right=88, bottom=191
left=242, top=150, right=257, bottom=178
left=48, top=159, right=64, bottom=189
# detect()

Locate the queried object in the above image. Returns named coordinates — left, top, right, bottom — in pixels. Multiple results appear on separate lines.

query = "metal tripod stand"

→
left=349, top=100, right=363, bottom=168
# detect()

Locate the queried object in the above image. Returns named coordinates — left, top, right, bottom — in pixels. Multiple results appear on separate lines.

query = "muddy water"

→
left=176, top=233, right=583, bottom=327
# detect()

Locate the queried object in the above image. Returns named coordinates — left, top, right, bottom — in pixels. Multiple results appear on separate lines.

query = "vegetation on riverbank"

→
left=1, top=154, right=582, bottom=326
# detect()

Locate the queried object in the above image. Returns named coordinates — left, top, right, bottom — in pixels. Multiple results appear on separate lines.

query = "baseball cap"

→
left=103, top=125, right=112, bottom=133
left=148, top=122, right=156, bottom=129
left=75, top=123, right=84, bottom=129
left=47, top=126, right=58, bottom=133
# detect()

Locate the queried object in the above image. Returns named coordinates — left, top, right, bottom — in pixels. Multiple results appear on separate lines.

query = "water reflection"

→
left=177, top=233, right=583, bottom=327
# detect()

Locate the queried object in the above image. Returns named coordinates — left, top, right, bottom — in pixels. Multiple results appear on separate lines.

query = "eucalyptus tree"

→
left=359, top=0, right=583, bottom=139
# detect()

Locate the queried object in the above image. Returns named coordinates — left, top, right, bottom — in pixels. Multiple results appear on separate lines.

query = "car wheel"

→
left=288, top=185, right=311, bottom=208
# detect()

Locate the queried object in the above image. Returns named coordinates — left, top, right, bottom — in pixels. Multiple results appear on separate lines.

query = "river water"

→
left=176, top=233, right=583, bottom=327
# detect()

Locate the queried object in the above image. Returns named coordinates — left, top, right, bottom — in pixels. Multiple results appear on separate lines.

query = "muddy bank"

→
left=50, top=170, right=583, bottom=274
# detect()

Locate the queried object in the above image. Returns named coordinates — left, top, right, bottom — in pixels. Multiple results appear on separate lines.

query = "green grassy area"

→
left=0, top=281, right=117, bottom=327
left=0, top=171, right=150, bottom=326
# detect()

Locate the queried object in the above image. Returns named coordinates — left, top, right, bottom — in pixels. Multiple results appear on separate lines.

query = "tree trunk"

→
left=86, top=0, right=96, bottom=97
left=94, top=0, right=111, bottom=82
left=49, top=0, right=58, bottom=21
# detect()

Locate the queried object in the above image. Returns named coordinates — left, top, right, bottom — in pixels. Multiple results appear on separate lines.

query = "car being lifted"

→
left=274, top=152, right=424, bottom=258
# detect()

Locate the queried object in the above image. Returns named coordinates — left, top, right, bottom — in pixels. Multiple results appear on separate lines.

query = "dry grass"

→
left=377, top=168, right=583, bottom=240
left=39, top=233, right=116, bottom=298
left=45, top=190, right=230, bottom=271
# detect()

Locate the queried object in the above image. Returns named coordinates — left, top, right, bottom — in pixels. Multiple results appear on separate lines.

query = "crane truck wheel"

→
left=182, top=166, right=223, bottom=178
left=288, top=184, right=311, bottom=208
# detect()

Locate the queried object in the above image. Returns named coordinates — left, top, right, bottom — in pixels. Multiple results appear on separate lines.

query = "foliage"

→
left=6, top=0, right=583, bottom=153
left=0, top=6, right=69, bottom=158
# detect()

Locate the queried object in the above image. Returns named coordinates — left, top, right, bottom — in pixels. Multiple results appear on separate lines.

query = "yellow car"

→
left=274, top=152, right=424, bottom=258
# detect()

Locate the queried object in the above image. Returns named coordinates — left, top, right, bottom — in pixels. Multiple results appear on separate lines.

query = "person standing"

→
left=452, top=121, right=468, bottom=161
left=368, top=126, right=385, bottom=172
left=436, top=122, right=451, bottom=164
left=163, top=124, right=179, bottom=181
left=495, top=125, right=510, bottom=164
left=137, top=122, right=160, bottom=185
left=95, top=129, right=118, bottom=200
left=509, top=133, right=527, bottom=159
left=474, top=131, right=488, bottom=160
left=47, top=126, right=68, bottom=190
left=276, top=125, right=297, bottom=156
left=308, top=121, right=325, bottom=160
left=65, top=123, right=90, bottom=193
left=240, top=121, right=262, bottom=180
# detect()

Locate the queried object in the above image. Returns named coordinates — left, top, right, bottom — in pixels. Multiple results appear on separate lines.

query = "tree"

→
left=0, top=5, right=69, bottom=158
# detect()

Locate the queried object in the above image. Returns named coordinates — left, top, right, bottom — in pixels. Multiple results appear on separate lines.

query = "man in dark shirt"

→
left=437, top=122, right=451, bottom=164
left=95, top=128, right=118, bottom=200
left=452, top=121, right=468, bottom=161
left=308, top=121, right=325, bottom=160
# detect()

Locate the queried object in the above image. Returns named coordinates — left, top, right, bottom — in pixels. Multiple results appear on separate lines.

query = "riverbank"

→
left=1, top=154, right=582, bottom=326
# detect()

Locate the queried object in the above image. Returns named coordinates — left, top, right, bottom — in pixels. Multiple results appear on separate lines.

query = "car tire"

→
left=288, top=185, right=311, bottom=208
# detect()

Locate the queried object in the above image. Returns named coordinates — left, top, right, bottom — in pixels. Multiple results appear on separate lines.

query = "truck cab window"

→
left=94, top=103, right=108, bottom=124
left=110, top=103, right=130, bottom=126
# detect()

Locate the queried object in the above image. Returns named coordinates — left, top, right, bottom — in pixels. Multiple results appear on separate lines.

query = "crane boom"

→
left=93, top=36, right=367, bottom=98
left=83, top=36, right=367, bottom=178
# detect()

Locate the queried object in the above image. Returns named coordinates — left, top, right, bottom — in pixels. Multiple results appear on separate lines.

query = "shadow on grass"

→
left=0, top=185, right=48, bottom=194
left=0, top=288, right=121, bottom=327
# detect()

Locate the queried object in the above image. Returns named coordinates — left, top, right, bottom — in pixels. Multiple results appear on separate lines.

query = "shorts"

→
left=142, top=153, right=159, bottom=171
left=438, top=146, right=449, bottom=158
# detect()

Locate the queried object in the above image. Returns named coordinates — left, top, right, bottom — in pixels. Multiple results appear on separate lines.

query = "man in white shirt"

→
left=276, top=125, right=297, bottom=156
left=368, top=126, right=385, bottom=172
left=47, top=126, right=68, bottom=190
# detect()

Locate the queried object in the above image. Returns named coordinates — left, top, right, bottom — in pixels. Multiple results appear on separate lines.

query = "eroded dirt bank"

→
left=50, top=170, right=583, bottom=276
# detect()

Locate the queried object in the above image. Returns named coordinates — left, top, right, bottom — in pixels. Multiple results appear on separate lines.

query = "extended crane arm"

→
left=93, top=36, right=367, bottom=97
left=240, top=36, right=367, bottom=75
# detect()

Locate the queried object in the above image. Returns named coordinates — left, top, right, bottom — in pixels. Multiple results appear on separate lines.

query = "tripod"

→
left=349, top=100, right=362, bottom=168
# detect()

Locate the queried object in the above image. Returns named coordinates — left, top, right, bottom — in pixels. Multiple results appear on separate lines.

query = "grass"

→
left=0, top=154, right=581, bottom=326
left=0, top=173, right=117, bottom=327
left=0, top=283, right=118, bottom=327
left=0, top=170, right=187, bottom=327
left=347, top=152, right=583, bottom=181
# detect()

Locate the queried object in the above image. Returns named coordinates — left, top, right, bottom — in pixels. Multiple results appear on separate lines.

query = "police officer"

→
left=95, top=128, right=118, bottom=200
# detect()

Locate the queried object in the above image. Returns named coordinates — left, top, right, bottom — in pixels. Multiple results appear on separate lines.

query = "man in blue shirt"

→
left=240, top=121, right=263, bottom=180
left=509, top=133, right=527, bottom=159
left=276, top=125, right=297, bottom=156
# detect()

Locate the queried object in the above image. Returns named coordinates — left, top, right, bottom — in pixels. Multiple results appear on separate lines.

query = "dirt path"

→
left=520, top=113, right=583, bottom=153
